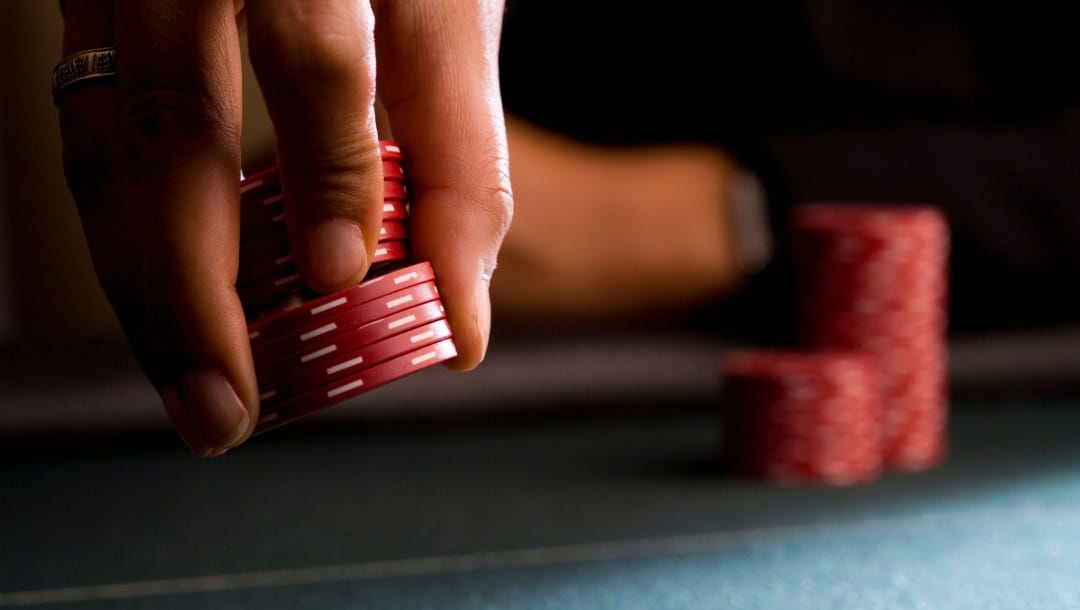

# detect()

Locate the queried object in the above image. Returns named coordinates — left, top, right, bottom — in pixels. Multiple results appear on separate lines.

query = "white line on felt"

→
left=0, top=504, right=1067, bottom=607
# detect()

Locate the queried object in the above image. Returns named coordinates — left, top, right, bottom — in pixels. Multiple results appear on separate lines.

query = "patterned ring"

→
left=51, top=47, right=117, bottom=104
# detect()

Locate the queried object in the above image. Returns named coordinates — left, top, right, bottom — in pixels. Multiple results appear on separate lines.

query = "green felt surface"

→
left=3, top=399, right=1080, bottom=609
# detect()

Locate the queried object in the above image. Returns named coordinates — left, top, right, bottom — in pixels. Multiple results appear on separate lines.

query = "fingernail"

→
left=162, top=386, right=212, bottom=458
left=307, top=220, right=367, bottom=288
left=475, top=272, right=493, bottom=361
left=180, top=368, right=250, bottom=449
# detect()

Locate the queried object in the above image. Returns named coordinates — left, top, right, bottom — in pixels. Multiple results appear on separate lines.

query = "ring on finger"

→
left=51, top=46, right=117, bottom=104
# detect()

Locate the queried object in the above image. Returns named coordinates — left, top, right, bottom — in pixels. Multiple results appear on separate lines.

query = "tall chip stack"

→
left=237, top=141, right=457, bottom=435
left=790, top=203, right=950, bottom=471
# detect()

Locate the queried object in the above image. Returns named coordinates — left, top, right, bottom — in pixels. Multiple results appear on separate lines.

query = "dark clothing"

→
left=499, top=1, right=1080, bottom=337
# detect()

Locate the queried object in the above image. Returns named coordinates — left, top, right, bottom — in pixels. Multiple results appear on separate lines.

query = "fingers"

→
left=375, top=0, right=514, bottom=370
left=58, top=1, right=156, bottom=381
left=244, top=0, right=383, bottom=292
left=59, top=0, right=190, bottom=448
left=113, top=0, right=255, bottom=453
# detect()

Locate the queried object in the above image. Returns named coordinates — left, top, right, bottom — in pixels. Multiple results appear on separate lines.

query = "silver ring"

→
left=51, top=47, right=117, bottom=104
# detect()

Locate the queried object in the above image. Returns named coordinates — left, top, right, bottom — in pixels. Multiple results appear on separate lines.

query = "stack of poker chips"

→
left=238, top=141, right=457, bottom=435
left=719, top=203, right=949, bottom=485
left=792, top=204, right=949, bottom=471
left=720, top=350, right=883, bottom=486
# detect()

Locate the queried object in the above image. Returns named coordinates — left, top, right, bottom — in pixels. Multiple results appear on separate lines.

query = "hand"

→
left=492, top=116, right=751, bottom=324
left=55, top=0, right=513, bottom=456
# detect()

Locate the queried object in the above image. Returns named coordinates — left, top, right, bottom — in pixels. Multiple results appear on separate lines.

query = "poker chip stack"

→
left=720, top=350, right=883, bottom=486
left=718, top=202, right=949, bottom=485
left=791, top=204, right=949, bottom=471
left=238, top=141, right=457, bottom=435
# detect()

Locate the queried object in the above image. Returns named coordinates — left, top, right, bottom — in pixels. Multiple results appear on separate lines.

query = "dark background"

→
left=499, top=0, right=1080, bottom=338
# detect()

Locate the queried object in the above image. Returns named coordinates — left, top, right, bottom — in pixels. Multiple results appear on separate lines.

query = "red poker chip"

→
left=379, top=220, right=408, bottom=242
left=251, top=280, right=441, bottom=363
left=238, top=241, right=411, bottom=310
left=383, top=200, right=408, bottom=220
left=260, top=318, right=452, bottom=404
left=383, top=180, right=407, bottom=202
left=240, top=166, right=281, bottom=198
left=247, top=261, right=435, bottom=344
left=380, top=140, right=403, bottom=162
left=254, top=337, right=457, bottom=435
left=382, top=160, right=405, bottom=181
left=720, top=349, right=883, bottom=486
left=371, top=240, right=409, bottom=264
left=888, top=406, right=948, bottom=471
left=258, top=299, right=447, bottom=382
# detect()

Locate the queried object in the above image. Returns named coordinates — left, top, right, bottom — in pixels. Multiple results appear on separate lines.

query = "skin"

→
left=55, top=0, right=513, bottom=457
left=492, top=115, right=748, bottom=326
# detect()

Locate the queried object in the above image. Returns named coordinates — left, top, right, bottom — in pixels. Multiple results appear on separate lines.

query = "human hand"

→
left=55, top=0, right=512, bottom=456
left=492, top=116, right=757, bottom=324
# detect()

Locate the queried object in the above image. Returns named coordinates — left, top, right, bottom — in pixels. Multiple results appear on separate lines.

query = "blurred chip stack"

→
left=719, top=202, right=950, bottom=484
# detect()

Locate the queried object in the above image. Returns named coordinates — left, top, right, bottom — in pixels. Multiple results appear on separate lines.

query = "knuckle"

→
left=475, top=182, right=514, bottom=239
left=255, top=19, right=371, bottom=89
left=286, top=151, right=383, bottom=219
left=465, top=145, right=515, bottom=238
left=117, top=84, right=237, bottom=170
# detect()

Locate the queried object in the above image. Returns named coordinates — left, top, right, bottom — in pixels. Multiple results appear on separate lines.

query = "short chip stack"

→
left=720, top=350, right=882, bottom=486
left=719, top=202, right=949, bottom=485
left=238, top=141, right=457, bottom=435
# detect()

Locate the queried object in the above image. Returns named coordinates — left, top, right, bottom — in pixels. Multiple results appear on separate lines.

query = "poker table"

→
left=3, top=326, right=1080, bottom=609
